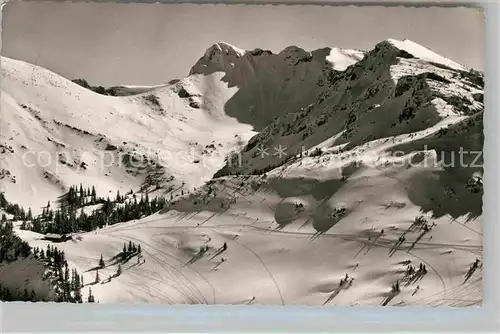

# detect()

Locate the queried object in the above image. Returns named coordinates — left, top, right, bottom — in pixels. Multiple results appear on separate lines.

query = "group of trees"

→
left=0, top=187, right=160, bottom=303
left=1, top=192, right=101, bottom=303
left=0, top=220, right=31, bottom=263
left=64, top=184, right=99, bottom=207
left=32, top=245, right=84, bottom=303
left=23, top=185, right=166, bottom=235
left=0, top=282, right=37, bottom=302
left=93, top=241, right=142, bottom=284
left=0, top=194, right=37, bottom=301
left=120, top=241, right=142, bottom=262
left=0, top=192, right=33, bottom=222
left=0, top=231, right=87, bottom=302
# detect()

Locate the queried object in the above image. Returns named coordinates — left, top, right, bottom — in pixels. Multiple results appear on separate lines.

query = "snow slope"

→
left=387, top=39, right=466, bottom=71
left=0, top=56, right=256, bottom=211
left=326, top=48, right=365, bottom=71
left=15, top=150, right=482, bottom=306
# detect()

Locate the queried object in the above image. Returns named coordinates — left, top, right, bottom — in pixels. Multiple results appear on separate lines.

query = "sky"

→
left=1, top=2, right=484, bottom=86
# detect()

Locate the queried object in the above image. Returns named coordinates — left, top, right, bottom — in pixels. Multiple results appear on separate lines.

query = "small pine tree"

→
left=30, top=289, right=36, bottom=302
left=74, top=285, right=82, bottom=303
left=99, top=254, right=105, bottom=269
left=91, top=186, right=97, bottom=202
left=137, top=244, right=141, bottom=254
left=0, top=192, right=6, bottom=207
left=95, top=269, right=100, bottom=283
left=88, top=287, right=95, bottom=303
left=122, top=244, right=127, bottom=259
left=117, top=264, right=122, bottom=276
left=64, top=264, right=70, bottom=283
left=22, top=288, right=29, bottom=301
left=128, top=241, right=133, bottom=254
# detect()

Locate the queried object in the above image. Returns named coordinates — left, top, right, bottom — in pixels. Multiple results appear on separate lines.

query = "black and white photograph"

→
left=0, top=2, right=484, bottom=307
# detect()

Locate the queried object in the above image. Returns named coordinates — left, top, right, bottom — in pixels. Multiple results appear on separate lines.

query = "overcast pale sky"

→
left=1, top=2, right=484, bottom=86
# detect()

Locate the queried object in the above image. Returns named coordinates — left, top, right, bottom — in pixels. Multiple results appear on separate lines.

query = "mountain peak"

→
left=211, top=41, right=246, bottom=57
left=385, top=38, right=466, bottom=70
left=189, top=41, right=246, bottom=76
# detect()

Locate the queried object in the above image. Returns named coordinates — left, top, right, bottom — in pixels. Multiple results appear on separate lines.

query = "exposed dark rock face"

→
left=212, top=40, right=483, bottom=177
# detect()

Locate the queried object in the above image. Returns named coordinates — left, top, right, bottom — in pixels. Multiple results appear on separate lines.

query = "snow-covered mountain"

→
left=0, top=56, right=256, bottom=210
left=0, top=38, right=483, bottom=306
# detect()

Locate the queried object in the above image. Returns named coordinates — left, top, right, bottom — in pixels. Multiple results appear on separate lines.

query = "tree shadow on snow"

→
left=390, top=113, right=484, bottom=222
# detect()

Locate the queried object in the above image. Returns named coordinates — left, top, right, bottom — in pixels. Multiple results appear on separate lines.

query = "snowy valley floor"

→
left=15, top=165, right=482, bottom=306
left=12, top=112, right=483, bottom=307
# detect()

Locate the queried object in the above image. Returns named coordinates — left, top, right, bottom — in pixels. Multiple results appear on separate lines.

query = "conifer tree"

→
left=0, top=192, right=6, bottom=207
left=74, top=283, right=82, bottom=303
left=64, top=263, right=70, bottom=283
left=70, top=269, right=77, bottom=291
left=88, top=287, right=95, bottom=303
left=99, top=254, right=105, bottom=269
left=95, top=269, right=100, bottom=283
left=23, top=288, right=29, bottom=301
left=30, top=289, right=36, bottom=302
left=137, top=244, right=141, bottom=254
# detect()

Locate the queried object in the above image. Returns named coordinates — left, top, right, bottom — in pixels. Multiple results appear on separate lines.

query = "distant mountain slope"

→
left=0, top=56, right=255, bottom=211
left=213, top=40, right=483, bottom=177
left=71, top=78, right=164, bottom=97
left=190, top=42, right=366, bottom=130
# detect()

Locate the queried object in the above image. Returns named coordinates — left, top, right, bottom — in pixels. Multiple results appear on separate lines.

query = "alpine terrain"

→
left=0, top=39, right=483, bottom=306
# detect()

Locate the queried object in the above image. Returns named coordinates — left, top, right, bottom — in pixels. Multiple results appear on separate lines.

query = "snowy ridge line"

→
left=387, top=38, right=466, bottom=71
